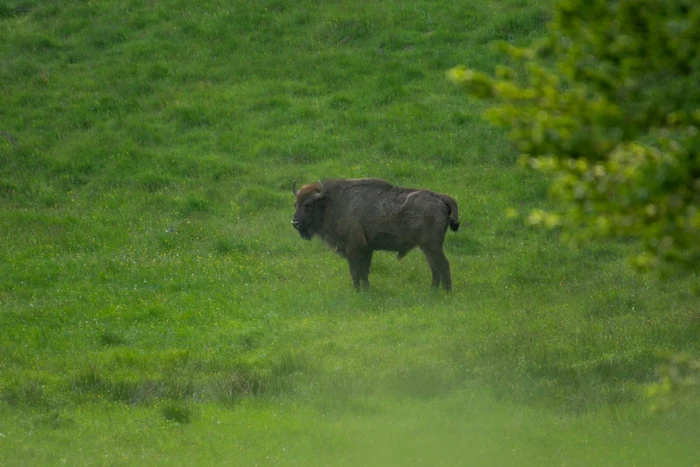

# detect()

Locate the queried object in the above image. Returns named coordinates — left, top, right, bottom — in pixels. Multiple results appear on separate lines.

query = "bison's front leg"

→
left=347, top=250, right=372, bottom=291
left=360, top=251, right=373, bottom=289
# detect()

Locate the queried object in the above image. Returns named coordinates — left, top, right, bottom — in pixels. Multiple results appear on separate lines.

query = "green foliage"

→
left=450, top=0, right=700, bottom=275
left=646, top=353, right=700, bottom=413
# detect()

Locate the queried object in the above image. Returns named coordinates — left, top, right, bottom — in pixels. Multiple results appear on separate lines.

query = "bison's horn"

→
left=313, top=180, right=326, bottom=199
left=292, top=180, right=298, bottom=196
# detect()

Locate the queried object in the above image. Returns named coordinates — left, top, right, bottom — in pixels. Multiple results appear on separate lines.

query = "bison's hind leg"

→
left=420, top=245, right=452, bottom=291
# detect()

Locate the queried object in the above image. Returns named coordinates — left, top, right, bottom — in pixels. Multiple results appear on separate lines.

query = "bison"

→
left=291, top=178, right=460, bottom=291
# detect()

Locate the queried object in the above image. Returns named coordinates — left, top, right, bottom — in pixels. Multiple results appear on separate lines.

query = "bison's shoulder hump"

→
left=345, top=178, right=394, bottom=188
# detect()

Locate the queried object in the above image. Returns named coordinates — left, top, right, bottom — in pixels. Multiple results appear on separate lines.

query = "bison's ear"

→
left=311, top=190, right=328, bottom=201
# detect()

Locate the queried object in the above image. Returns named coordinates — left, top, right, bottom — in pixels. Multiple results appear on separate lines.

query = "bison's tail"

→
left=438, top=194, right=460, bottom=232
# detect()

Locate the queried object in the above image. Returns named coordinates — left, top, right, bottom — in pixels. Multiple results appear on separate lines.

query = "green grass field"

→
left=1, top=0, right=699, bottom=465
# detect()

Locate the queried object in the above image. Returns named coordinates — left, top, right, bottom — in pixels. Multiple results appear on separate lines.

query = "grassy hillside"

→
left=1, top=0, right=698, bottom=465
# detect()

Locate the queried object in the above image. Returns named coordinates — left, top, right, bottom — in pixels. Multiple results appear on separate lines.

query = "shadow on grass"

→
left=60, top=350, right=321, bottom=409
left=464, top=348, right=659, bottom=415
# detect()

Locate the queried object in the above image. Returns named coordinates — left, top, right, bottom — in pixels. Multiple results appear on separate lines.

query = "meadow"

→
left=1, top=0, right=699, bottom=465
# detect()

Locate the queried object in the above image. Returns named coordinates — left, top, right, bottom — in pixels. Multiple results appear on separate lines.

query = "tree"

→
left=449, top=0, right=700, bottom=276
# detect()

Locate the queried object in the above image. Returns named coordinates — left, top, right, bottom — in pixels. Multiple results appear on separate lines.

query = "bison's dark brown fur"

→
left=291, top=178, right=460, bottom=291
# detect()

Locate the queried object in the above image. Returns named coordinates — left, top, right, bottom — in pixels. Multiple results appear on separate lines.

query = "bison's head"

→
left=291, top=180, right=327, bottom=240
